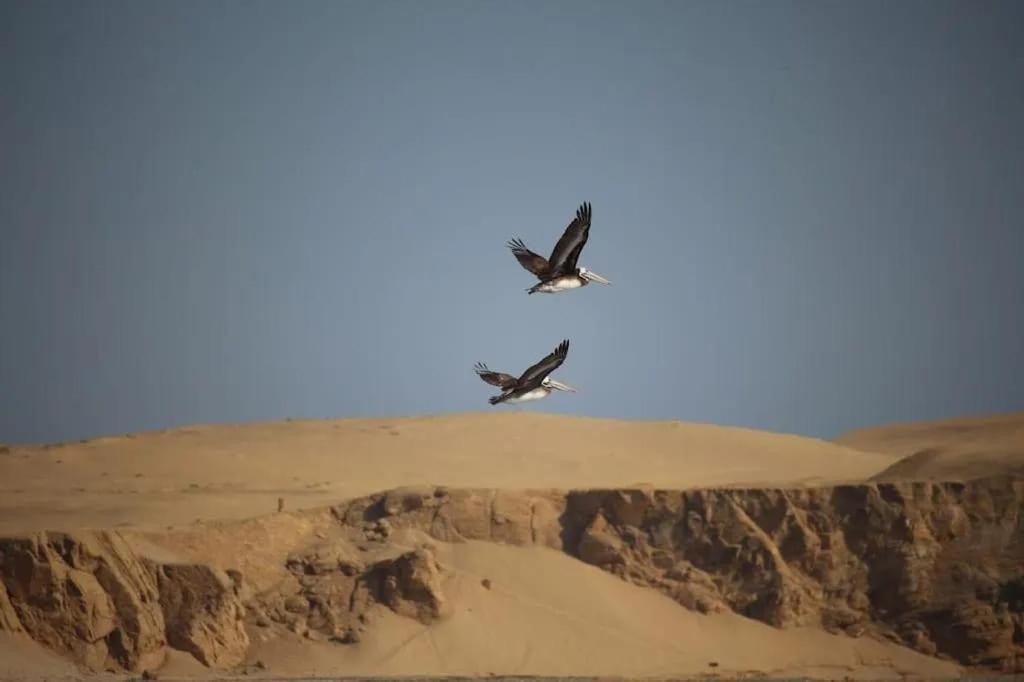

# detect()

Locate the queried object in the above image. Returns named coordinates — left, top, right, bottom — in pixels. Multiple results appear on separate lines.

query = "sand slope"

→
left=0, top=413, right=893, bottom=534
left=835, top=411, right=1024, bottom=481
left=0, top=634, right=79, bottom=680
left=243, top=538, right=958, bottom=680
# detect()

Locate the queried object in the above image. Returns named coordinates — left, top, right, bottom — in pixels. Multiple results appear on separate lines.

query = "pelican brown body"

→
left=474, top=339, right=576, bottom=405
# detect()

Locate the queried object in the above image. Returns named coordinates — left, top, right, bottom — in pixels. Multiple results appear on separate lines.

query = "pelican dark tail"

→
left=489, top=393, right=510, bottom=405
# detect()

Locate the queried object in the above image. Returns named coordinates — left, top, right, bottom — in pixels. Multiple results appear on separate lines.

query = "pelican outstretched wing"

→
left=516, top=339, right=570, bottom=388
left=506, top=238, right=549, bottom=279
left=547, top=202, right=591, bottom=275
left=474, top=362, right=518, bottom=389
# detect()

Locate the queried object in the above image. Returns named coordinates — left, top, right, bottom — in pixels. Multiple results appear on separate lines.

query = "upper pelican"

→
left=474, top=339, right=577, bottom=405
left=506, top=202, right=611, bottom=294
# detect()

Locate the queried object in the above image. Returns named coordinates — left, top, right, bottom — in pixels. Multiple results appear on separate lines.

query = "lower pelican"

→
left=474, top=339, right=577, bottom=405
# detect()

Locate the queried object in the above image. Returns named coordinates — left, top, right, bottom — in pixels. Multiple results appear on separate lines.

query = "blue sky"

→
left=2, top=0, right=1022, bottom=443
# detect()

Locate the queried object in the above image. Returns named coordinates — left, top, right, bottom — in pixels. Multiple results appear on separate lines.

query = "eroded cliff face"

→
left=559, top=480, right=1024, bottom=670
left=332, top=478, right=1024, bottom=672
left=0, top=527, right=448, bottom=672
left=0, top=531, right=167, bottom=672
left=1, top=577, right=24, bottom=633
left=150, top=562, right=251, bottom=668
left=245, top=535, right=446, bottom=647
left=2, top=477, right=1022, bottom=674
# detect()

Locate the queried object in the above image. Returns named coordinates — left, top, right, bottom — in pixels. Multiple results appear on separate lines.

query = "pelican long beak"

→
left=581, top=270, right=611, bottom=285
left=547, top=379, right=578, bottom=393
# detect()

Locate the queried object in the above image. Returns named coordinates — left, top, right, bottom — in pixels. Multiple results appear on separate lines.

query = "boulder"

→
left=360, top=548, right=446, bottom=624
left=152, top=563, right=249, bottom=668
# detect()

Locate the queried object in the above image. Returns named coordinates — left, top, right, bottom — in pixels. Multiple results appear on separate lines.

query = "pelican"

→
left=506, top=202, right=612, bottom=294
left=474, top=339, right=577, bottom=405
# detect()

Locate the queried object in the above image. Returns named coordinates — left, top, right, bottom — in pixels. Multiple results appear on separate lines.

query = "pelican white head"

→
left=541, top=377, right=578, bottom=392
left=579, top=267, right=611, bottom=285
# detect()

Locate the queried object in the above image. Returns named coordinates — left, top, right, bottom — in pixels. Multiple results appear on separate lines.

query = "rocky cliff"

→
left=560, top=479, right=1024, bottom=670
left=330, top=478, right=1024, bottom=672
left=0, top=531, right=255, bottom=673
left=2, top=477, right=1022, bottom=674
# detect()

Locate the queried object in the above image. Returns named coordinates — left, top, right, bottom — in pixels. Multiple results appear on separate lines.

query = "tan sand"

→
left=835, top=410, right=1024, bottom=480
left=0, top=413, right=894, bottom=534
left=0, top=633, right=80, bottom=680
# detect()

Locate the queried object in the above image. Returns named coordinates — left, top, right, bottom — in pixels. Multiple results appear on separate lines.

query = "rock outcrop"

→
left=0, top=532, right=252, bottom=673
left=358, top=547, right=446, bottom=624
left=251, top=536, right=446, bottom=644
left=332, top=486, right=566, bottom=549
left=0, top=578, right=24, bottom=633
left=0, top=531, right=166, bottom=672
left=150, top=563, right=249, bottom=667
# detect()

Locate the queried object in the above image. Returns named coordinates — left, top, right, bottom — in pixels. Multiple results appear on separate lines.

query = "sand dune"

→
left=835, top=410, right=1024, bottom=481
left=0, top=413, right=893, bottom=534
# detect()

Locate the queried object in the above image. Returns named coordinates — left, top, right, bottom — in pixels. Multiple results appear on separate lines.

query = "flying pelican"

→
left=506, top=202, right=612, bottom=294
left=474, top=339, right=577, bottom=405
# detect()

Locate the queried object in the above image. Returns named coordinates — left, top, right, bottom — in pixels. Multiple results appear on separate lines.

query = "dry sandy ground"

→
left=835, top=410, right=1024, bottom=481
left=0, top=413, right=896, bottom=534
left=0, top=633, right=81, bottom=680
left=5, top=411, right=1009, bottom=680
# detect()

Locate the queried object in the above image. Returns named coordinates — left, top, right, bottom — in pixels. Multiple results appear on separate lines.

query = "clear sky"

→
left=2, top=0, right=1022, bottom=444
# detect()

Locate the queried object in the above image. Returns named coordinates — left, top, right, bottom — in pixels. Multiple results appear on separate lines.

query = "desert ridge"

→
left=0, top=412, right=898, bottom=534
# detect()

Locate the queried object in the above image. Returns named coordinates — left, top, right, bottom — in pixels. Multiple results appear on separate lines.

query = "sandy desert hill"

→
left=835, top=410, right=1024, bottom=481
left=0, top=413, right=897, bottom=534
left=1, top=412, right=1022, bottom=681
